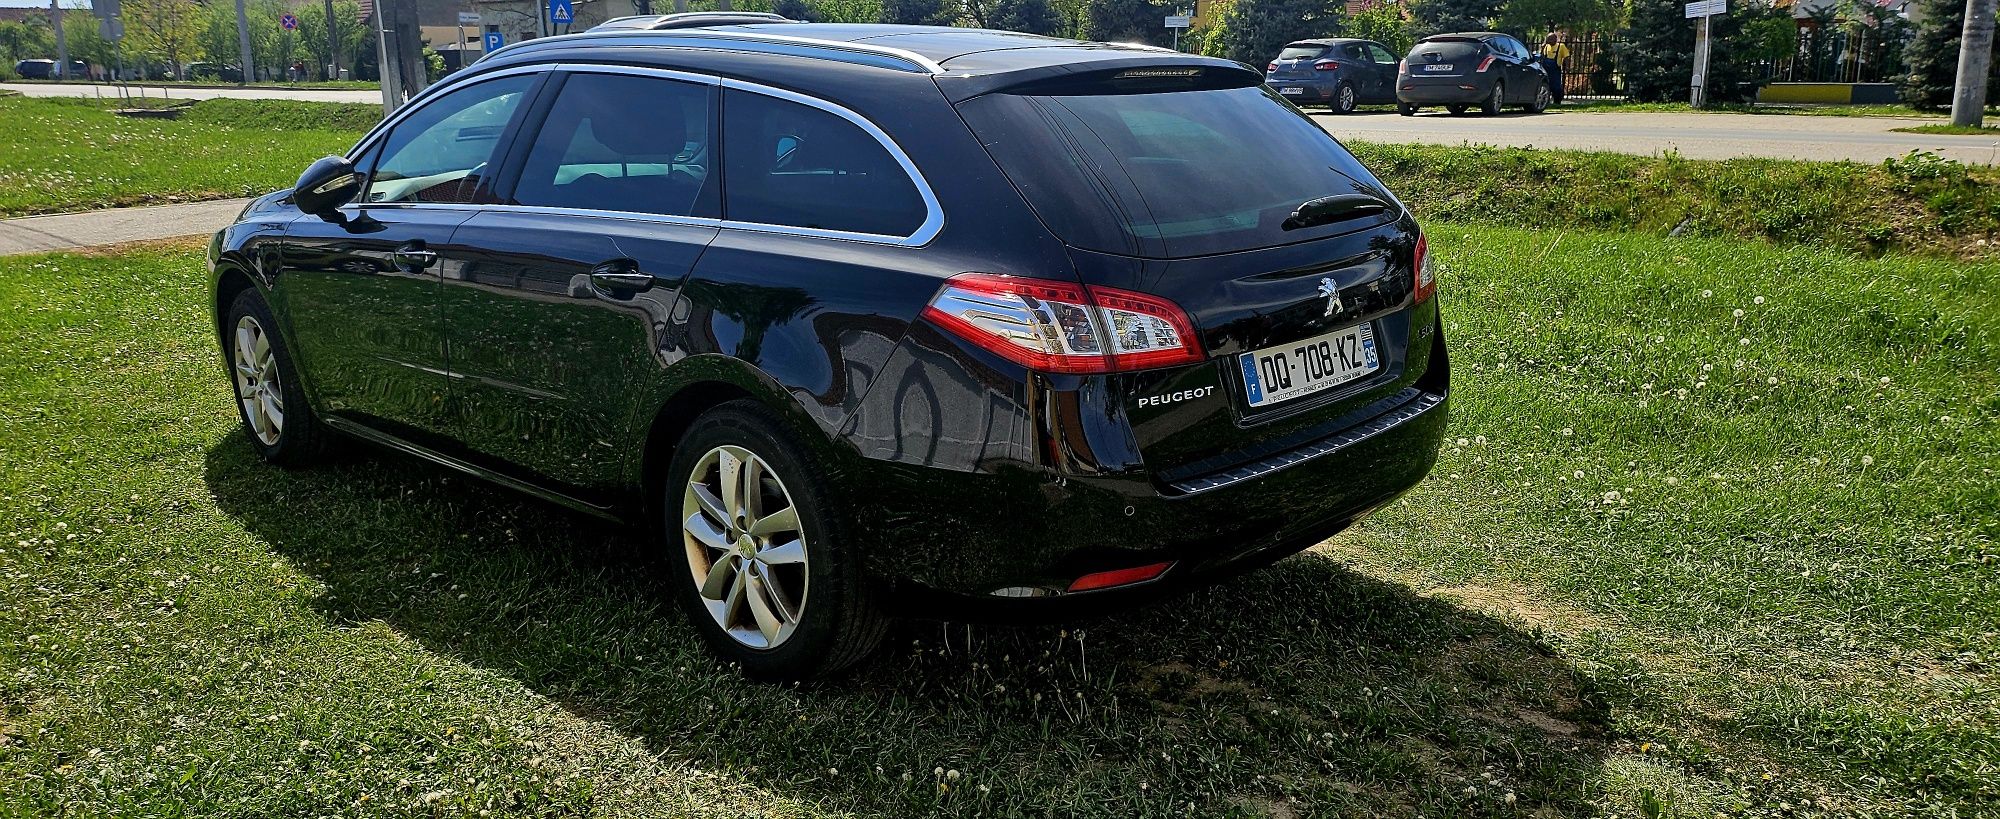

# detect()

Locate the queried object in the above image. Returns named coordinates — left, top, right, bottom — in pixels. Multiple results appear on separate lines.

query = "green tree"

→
left=810, top=0, right=884, bottom=22
left=1086, top=0, right=1169, bottom=45
left=125, top=0, right=204, bottom=75
left=1900, top=0, right=1999, bottom=108
left=296, top=0, right=367, bottom=81
left=1408, top=0, right=1501, bottom=35
left=1343, top=3, right=1412, bottom=55
left=1701, top=0, right=1789, bottom=103
left=879, top=0, right=957, bottom=25
left=0, top=15, right=55, bottom=64
left=989, top=0, right=1060, bottom=33
left=1499, top=0, right=1617, bottom=36
left=774, top=0, right=817, bottom=20
left=1614, top=0, right=1690, bottom=102
left=1211, top=0, right=1341, bottom=63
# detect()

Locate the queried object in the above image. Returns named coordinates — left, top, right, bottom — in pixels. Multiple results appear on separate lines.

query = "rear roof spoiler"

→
left=936, top=54, right=1261, bottom=103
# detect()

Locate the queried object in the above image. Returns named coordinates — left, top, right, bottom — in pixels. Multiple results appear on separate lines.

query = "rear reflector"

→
left=1067, top=561, right=1173, bottom=592
left=922, top=273, right=1203, bottom=374
left=1312, top=60, right=1338, bottom=71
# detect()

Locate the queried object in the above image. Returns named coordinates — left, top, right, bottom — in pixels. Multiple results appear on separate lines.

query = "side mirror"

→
left=293, top=155, right=363, bottom=215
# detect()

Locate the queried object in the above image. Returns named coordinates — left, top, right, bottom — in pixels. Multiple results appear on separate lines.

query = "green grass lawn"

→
left=2, top=225, right=1993, bottom=817
left=1893, top=123, right=2000, bottom=136
left=0, top=97, right=368, bottom=217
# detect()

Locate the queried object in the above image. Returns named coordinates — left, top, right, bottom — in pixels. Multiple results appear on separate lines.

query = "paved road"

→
left=1312, top=109, right=2000, bottom=165
left=0, top=198, right=251, bottom=256
left=1, top=81, right=381, bottom=104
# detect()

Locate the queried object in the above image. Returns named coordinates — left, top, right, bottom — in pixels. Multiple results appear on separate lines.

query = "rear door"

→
left=956, top=83, right=1433, bottom=477
left=440, top=67, right=722, bottom=497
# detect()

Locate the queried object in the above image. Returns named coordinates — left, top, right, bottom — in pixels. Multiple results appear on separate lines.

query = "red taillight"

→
left=1068, top=561, right=1173, bottom=592
left=921, top=273, right=1204, bottom=374
left=1476, top=55, right=1495, bottom=72
left=1413, top=233, right=1435, bottom=304
left=1312, top=60, right=1338, bottom=71
left=1396, top=59, right=1405, bottom=74
left=1267, top=61, right=1278, bottom=72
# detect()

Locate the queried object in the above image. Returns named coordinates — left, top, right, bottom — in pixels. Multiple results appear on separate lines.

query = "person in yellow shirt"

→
left=1537, top=33, right=1569, bottom=105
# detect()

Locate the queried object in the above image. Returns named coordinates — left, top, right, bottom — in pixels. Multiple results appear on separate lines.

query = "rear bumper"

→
left=844, top=323, right=1450, bottom=611
left=1397, top=81, right=1490, bottom=104
left=1265, top=77, right=1339, bottom=101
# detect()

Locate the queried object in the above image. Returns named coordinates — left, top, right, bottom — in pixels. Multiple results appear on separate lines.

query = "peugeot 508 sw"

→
left=209, top=23, right=1450, bottom=679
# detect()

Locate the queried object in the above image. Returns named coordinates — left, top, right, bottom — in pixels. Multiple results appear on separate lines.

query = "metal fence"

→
left=1757, top=27, right=1905, bottom=84
left=1545, top=33, right=1628, bottom=100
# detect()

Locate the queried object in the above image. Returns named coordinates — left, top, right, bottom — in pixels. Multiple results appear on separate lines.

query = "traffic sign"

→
left=1164, top=14, right=1191, bottom=28
left=483, top=31, right=505, bottom=51
left=280, top=12, right=299, bottom=30
left=1684, top=0, right=1724, bottom=17
left=458, top=11, right=481, bottom=24
left=549, top=0, right=574, bottom=25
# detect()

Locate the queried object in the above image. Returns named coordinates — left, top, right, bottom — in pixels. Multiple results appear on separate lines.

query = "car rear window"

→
left=1409, top=39, right=1485, bottom=61
left=956, top=85, right=1396, bottom=259
left=1277, top=44, right=1326, bottom=60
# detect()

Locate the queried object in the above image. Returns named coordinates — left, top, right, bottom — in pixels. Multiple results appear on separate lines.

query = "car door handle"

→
left=589, top=261, right=655, bottom=293
left=393, top=243, right=438, bottom=269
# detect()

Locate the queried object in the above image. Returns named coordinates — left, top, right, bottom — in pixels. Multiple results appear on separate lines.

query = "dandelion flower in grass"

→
left=1767, top=377, right=1778, bottom=385
left=1732, top=309, right=1745, bottom=318
left=1739, top=338, right=1751, bottom=346
left=1702, top=289, right=1713, bottom=298
left=1560, top=427, right=1574, bottom=437
left=1602, top=490, right=1621, bottom=504
left=1665, top=477, right=1680, bottom=486
left=1701, top=363, right=1713, bottom=372
left=1861, top=456, right=1875, bottom=466
left=1753, top=296, right=1766, bottom=305
left=1573, top=470, right=1585, bottom=479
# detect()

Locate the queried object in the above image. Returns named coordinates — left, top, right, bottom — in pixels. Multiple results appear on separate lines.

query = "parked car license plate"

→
left=1423, top=63, right=1454, bottom=72
left=1237, top=323, right=1379, bottom=408
left=1279, top=86, right=1304, bottom=95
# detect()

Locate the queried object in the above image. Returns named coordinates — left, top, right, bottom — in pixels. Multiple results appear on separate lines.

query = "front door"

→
left=1363, top=43, right=1400, bottom=102
left=441, top=68, right=721, bottom=497
left=276, top=72, right=542, bottom=444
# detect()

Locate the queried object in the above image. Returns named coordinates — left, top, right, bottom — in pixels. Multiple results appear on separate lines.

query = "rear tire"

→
left=1398, top=103, right=1419, bottom=116
left=1332, top=82, right=1357, bottom=114
left=1480, top=81, right=1505, bottom=116
left=224, top=288, right=324, bottom=465
left=663, top=400, right=888, bottom=680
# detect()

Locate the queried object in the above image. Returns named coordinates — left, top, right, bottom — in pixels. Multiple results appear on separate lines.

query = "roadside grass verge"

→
left=1349, top=141, right=2000, bottom=258
left=178, top=98, right=385, bottom=133
left=2, top=225, right=1993, bottom=817
left=0, top=96, right=367, bottom=217
left=1892, top=123, right=2000, bottom=136
left=1552, top=100, right=2000, bottom=118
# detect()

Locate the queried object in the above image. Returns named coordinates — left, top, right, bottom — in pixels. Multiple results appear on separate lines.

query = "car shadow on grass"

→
left=205, top=435, right=1611, bottom=817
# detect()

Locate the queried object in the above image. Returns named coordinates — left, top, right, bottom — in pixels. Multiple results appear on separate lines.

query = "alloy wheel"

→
left=1337, top=85, right=1356, bottom=112
left=681, top=444, right=809, bottom=650
left=232, top=315, right=283, bottom=446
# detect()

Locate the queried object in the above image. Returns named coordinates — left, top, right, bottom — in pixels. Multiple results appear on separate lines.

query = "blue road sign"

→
left=549, top=0, right=573, bottom=25
left=280, top=12, right=298, bottom=30
left=483, top=31, right=504, bottom=51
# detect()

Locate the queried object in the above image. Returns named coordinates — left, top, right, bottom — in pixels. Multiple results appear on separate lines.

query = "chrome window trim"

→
left=485, top=29, right=948, bottom=74
left=341, top=63, right=944, bottom=247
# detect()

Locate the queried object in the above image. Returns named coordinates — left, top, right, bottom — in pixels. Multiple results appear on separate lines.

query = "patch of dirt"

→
left=1423, top=584, right=1614, bottom=632
left=66, top=236, right=207, bottom=257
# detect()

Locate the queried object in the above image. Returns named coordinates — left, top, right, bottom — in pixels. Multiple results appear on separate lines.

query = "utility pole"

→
left=234, top=0, right=255, bottom=84
left=323, top=0, right=340, bottom=80
left=49, top=0, right=67, bottom=81
left=1953, top=0, right=1997, bottom=126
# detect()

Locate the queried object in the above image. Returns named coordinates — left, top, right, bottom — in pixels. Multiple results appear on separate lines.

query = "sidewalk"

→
left=0, top=198, right=252, bottom=256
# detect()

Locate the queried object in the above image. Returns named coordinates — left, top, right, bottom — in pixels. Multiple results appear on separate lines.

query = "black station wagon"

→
left=209, top=23, right=1450, bottom=679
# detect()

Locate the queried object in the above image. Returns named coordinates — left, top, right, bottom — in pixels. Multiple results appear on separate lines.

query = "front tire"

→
left=1398, top=102, right=1419, bottom=116
left=1481, top=80, right=1505, bottom=116
left=1526, top=82, right=1552, bottom=113
left=664, top=400, right=888, bottom=679
left=225, top=288, right=324, bottom=465
left=1332, top=82, right=1358, bottom=114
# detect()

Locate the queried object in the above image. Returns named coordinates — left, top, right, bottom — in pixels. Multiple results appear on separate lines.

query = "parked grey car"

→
left=1396, top=32, right=1550, bottom=116
left=1265, top=38, right=1400, bottom=114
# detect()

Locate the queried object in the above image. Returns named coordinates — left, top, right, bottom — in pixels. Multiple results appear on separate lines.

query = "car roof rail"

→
left=589, top=12, right=799, bottom=31
left=488, top=28, right=948, bottom=74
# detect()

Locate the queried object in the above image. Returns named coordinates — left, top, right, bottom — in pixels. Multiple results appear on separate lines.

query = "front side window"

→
left=364, top=75, right=536, bottom=205
left=721, top=89, right=927, bottom=238
left=511, top=72, right=718, bottom=218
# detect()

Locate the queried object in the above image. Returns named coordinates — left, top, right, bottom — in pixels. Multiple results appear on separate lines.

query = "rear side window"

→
left=511, top=72, right=717, bottom=218
left=1277, top=44, right=1325, bottom=60
left=720, top=89, right=927, bottom=238
left=956, top=85, right=1395, bottom=258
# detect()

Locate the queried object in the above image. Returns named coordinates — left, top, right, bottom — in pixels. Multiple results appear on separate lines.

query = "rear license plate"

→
left=1280, top=86, right=1304, bottom=95
left=1237, top=323, right=1379, bottom=408
left=1423, top=63, right=1453, bottom=72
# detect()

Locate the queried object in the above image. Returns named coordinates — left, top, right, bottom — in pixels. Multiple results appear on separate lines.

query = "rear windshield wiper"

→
left=1281, top=193, right=1390, bottom=231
